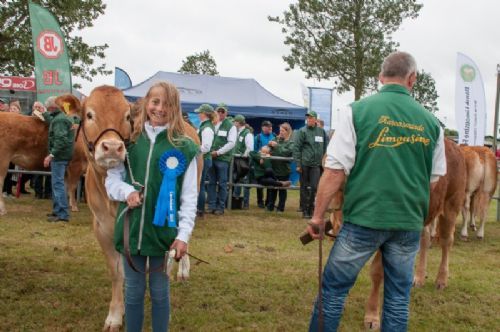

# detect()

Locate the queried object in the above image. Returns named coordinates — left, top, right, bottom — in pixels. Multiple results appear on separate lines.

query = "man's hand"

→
left=126, top=191, right=142, bottom=208
left=305, top=217, right=324, bottom=241
left=170, top=239, right=188, bottom=260
left=268, top=141, right=277, bottom=147
left=43, top=155, right=53, bottom=168
left=211, top=151, right=218, bottom=158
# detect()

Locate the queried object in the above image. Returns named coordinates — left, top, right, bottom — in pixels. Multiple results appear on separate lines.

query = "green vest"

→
left=114, top=130, right=198, bottom=256
left=343, top=84, right=440, bottom=231
left=249, top=151, right=271, bottom=178
left=198, top=119, right=214, bottom=160
left=235, top=127, right=250, bottom=155
left=211, top=118, right=234, bottom=162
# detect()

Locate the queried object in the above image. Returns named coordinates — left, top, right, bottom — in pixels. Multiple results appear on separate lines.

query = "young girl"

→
left=105, top=81, right=199, bottom=332
left=250, top=145, right=291, bottom=189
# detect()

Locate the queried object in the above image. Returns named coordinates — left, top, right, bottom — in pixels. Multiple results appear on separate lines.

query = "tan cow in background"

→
left=0, top=95, right=86, bottom=215
left=459, top=146, right=497, bottom=240
left=79, top=86, right=202, bottom=331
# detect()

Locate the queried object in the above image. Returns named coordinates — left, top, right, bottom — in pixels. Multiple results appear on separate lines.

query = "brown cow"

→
left=459, top=146, right=497, bottom=240
left=0, top=95, right=87, bottom=215
left=361, top=139, right=466, bottom=329
left=80, top=86, right=202, bottom=331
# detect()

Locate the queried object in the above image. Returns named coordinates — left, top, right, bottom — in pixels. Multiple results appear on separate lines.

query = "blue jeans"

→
left=51, top=160, right=69, bottom=220
left=197, top=158, right=212, bottom=212
left=123, top=255, right=170, bottom=332
left=309, top=222, right=420, bottom=332
left=207, top=160, right=229, bottom=212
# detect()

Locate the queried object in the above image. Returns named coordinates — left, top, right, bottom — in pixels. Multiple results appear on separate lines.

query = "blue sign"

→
left=309, top=87, right=333, bottom=130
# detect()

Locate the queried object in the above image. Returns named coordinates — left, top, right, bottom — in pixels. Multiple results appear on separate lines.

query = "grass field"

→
left=1, top=190, right=500, bottom=331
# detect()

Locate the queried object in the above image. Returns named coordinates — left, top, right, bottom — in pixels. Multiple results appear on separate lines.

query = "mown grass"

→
left=0, top=190, right=499, bottom=331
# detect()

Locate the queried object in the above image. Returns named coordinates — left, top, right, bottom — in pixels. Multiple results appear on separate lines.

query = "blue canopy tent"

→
left=121, top=71, right=307, bottom=130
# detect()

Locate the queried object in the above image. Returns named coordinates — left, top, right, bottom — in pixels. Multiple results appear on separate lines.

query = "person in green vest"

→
left=232, top=114, right=254, bottom=209
left=268, top=122, right=294, bottom=212
left=195, top=104, right=215, bottom=217
left=105, top=81, right=199, bottom=332
left=293, top=110, right=329, bottom=218
left=306, top=52, right=446, bottom=332
left=207, top=103, right=236, bottom=215
left=249, top=146, right=291, bottom=188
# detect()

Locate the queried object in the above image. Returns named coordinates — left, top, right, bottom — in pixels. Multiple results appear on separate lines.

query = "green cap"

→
left=306, top=110, right=318, bottom=119
left=195, top=103, right=214, bottom=114
left=234, top=114, right=245, bottom=123
left=215, top=103, right=228, bottom=113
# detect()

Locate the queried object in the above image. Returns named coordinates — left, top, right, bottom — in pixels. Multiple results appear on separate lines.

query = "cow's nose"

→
left=101, top=140, right=124, bottom=156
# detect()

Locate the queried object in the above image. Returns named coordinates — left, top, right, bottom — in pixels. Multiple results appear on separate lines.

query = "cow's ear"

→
left=55, top=94, right=83, bottom=117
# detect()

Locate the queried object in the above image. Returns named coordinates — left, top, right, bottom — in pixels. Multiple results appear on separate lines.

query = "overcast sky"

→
left=76, top=0, right=500, bottom=134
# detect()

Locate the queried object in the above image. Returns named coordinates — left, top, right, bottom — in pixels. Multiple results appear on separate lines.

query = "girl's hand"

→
left=126, top=191, right=142, bottom=208
left=170, top=240, right=188, bottom=260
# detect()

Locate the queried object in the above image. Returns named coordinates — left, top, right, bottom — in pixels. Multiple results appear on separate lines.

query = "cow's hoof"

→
left=71, top=206, right=79, bottom=212
left=435, top=281, right=447, bottom=290
left=460, top=235, right=469, bottom=241
left=102, top=323, right=121, bottom=332
left=413, top=277, right=425, bottom=288
left=364, top=318, right=380, bottom=330
left=470, top=225, right=477, bottom=231
left=476, top=235, right=484, bottom=240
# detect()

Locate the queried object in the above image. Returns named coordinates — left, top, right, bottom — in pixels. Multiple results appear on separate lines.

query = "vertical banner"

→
left=455, top=53, right=486, bottom=146
left=308, top=87, right=333, bottom=130
left=29, top=2, right=72, bottom=104
left=114, top=67, right=132, bottom=90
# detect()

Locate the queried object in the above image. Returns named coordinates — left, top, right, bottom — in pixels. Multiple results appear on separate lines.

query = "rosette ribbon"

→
left=153, top=149, right=187, bottom=227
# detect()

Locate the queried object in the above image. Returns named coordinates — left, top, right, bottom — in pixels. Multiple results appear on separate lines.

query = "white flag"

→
left=455, top=53, right=486, bottom=146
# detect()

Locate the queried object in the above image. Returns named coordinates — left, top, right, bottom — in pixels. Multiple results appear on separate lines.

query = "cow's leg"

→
left=469, top=193, right=479, bottom=231
left=177, top=254, right=190, bottom=281
left=413, top=225, right=431, bottom=287
left=476, top=193, right=489, bottom=239
left=65, top=162, right=83, bottom=212
left=93, top=218, right=124, bottom=331
left=435, top=212, right=455, bottom=290
left=460, top=194, right=471, bottom=240
left=0, top=159, right=10, bottom=215
left=430, top=218, right=438, bottom=241
left=364, top=251, right=383, bottom=330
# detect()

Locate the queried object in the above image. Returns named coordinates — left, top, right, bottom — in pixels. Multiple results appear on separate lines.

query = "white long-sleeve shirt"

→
left=214, top=120, right=237, bottom=156
left=105, top=122, right=198, bottom=243
left=199, top=126, right=215, bottom=154
left=325, top=105, right=446, bottom=182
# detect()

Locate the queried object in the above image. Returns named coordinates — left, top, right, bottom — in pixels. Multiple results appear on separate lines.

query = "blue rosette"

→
left=153, top=149, right=187, bottom=227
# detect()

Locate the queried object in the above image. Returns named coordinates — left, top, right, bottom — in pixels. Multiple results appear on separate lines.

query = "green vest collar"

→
left=380, top=84, right=410, bottom=96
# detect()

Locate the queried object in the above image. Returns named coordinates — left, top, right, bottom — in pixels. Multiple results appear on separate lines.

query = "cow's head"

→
left=82, top=86, right=132, bottom=169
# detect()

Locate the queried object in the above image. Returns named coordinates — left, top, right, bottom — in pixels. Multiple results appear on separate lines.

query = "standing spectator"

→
left=8, top=100, right=21, bottom=114
left=254, top=120, right=275, bottom=208
left=306, top=51, right=446, bottom=331
left=32, top=101, right=52, bottom=199
left=207, top=103, right=236, bottom=215
left=43, top=96, right=75, bottom=222
left=293, top=110, right=328, bottom=218
left=232, top=115, right=254, bottom=209
left=317, top=119, right=325, bottom=129
left=0, top=97, right=7, bottom=111
left=268, top=122, right=294, bottom=212
left=195, top=104, right=215, bottom=217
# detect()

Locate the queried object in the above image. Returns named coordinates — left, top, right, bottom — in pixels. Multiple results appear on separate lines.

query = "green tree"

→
left=178, top=50, right=219, bottom=76
left=269, top=0, right=422, bottom=100
left=412, top=69, right=439, bottom=113
left=0, top=0, right=110, bottom=88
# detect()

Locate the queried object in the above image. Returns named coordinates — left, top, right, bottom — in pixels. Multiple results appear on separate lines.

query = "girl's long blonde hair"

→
left=280, top=122, right=292, bottom=141
left=132, top=81, right=185, bottom=145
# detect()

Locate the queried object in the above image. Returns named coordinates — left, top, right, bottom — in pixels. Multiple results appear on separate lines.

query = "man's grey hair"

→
left=44, top=96, right=58, bottom=109
left=380, top=51, right=417, bottom=79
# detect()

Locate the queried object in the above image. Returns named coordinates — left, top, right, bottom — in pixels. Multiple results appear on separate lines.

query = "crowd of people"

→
left=194, top=103, right=330, bottom=218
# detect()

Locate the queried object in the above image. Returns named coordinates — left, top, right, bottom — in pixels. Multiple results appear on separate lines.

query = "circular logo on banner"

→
left=37, top=30, right=64, bottom=59
left=460, top=64, right=476, bottom=82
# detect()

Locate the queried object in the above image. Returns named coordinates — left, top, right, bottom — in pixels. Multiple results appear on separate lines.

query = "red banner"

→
left=0, top=76, right=37, bottom=92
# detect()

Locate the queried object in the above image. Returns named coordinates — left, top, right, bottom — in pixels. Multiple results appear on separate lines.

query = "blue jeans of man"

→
left=309, top=222, right=420, bottom=332
left=51, top=160, right=69, bottom=220
left=197, top=158, right=212, bottom=212
left=207, top=160, right=229, bottom=212
left=123, top=255, right=170, bottom=332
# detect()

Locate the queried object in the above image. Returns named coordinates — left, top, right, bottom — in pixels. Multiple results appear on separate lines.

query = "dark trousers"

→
left=267, top=175, right=289, bottom=212
left=34, top=175, right=52, bottom=198
left=300, top=166, right=321, bottom=214
left=256, top=187, right=268, bottom=207
left=2, top=163, right=14, bottom=195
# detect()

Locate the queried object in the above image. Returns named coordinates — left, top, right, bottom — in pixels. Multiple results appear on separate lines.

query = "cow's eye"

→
left=126, top=114, right=131, bottom=122
left=86, top=112, right=93, bottom=120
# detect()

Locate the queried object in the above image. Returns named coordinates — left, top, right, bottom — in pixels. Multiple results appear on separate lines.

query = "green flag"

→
left=29, top=2, right=72, bottom=104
